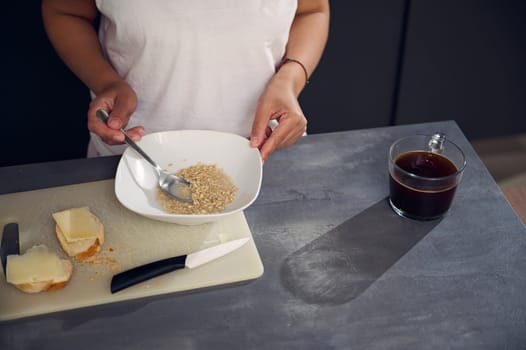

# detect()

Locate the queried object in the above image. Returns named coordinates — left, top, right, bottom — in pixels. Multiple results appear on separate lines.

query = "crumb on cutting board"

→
left=76, top=247, right=121, bottom=276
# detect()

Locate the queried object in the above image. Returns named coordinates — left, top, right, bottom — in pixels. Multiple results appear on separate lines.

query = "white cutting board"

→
left=0, top=179, right=264, bottom=321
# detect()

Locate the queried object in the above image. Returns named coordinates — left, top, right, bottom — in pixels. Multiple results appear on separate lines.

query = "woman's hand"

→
left=250, top=0, right=329, bottom=162
left=42, top=0, right=144, bottom=146
left=87, top=80, right=143, bottom=145
left=250, top=74, right=307, bottom=162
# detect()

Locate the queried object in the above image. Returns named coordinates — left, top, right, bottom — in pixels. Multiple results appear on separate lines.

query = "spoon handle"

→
left=95, top=109, right=163, bottom=173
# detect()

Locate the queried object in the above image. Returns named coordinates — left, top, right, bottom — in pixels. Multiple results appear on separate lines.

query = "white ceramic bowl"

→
left=114, top=130, right=263, bottom=225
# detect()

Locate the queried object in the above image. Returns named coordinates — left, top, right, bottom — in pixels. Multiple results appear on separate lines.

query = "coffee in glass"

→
left=388, top=133, right=466, bottom=220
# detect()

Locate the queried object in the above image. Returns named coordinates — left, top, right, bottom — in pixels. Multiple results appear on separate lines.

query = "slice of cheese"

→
left=6, top=245, right=63, bottom=285
left=52, top=207, right=102, bottom=242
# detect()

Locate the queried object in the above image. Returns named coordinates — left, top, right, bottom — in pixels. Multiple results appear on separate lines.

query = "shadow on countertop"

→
left=280, top=198, right=441, bottom=305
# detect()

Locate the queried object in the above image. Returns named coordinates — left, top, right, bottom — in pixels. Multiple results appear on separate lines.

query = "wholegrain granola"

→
left=156, top=163, right=237, bottom=214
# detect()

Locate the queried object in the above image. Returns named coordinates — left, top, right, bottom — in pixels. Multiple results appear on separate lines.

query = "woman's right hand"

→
left=87, top=80, right=144, bottom=145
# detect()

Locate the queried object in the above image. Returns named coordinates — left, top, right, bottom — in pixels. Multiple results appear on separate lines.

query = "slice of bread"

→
left=52, top=207, right=104, bottom=260
left=6, top=244, right=73, bottom=294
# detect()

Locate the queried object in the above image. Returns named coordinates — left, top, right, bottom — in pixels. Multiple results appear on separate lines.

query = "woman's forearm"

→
left=276, top=0, right=330, bottom=96
left=41, top=0, right=123, bottom=94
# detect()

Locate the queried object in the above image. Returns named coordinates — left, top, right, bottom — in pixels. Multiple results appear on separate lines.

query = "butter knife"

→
left=1, top=223, right=20, bottom=277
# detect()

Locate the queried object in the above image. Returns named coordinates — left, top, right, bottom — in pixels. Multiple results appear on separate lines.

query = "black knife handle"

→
left=1, top=222, right=20, bottom=278
left=111, top=255, right=187, bottom=293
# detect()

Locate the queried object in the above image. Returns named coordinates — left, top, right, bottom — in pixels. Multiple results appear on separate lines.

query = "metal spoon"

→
left=96, top=109, right=193, bottom=203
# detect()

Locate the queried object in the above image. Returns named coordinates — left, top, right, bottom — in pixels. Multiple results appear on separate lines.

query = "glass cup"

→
left=388, top=133, right=467, bottom=220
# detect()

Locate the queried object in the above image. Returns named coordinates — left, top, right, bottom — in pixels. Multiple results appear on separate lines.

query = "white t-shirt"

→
left=90, top=0, right=297, bottom=156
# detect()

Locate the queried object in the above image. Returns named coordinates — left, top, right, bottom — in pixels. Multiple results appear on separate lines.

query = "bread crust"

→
left=55, top=224, right=103, bottom=260
left=12, top=259, right=73, bottom=294
left=8, top=207, right=105, bottom=294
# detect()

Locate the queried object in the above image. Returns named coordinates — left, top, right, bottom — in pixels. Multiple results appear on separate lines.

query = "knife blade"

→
left=110, top=237, right=250, bottom=293
left=1, top=223, right=20, bottom=278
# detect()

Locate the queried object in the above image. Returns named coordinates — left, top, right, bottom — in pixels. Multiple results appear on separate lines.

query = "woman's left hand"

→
left=250, top=0, right=329, bottom=162
left=250, top=75, right=307, bottom=162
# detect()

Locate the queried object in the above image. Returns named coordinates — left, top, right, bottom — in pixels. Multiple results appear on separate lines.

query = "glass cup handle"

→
left=428, top=133, right=446, bottom=153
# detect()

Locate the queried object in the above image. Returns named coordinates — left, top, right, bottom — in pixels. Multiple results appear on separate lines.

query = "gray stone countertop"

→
left=1, top=121, right=525, bottom=349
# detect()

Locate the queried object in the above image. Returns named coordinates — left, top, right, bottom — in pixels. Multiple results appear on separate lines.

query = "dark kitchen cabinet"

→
left=2, top=2, right=91, bottom=167
left=300, top=0, right=407, bottom=134
left=395, top=0, right=526, bottom=140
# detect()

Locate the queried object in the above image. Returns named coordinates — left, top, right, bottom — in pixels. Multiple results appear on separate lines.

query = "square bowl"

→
left=114, top=130, right=263, bottom=225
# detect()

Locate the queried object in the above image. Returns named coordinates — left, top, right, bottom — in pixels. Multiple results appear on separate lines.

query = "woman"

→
left=41, top=0, right=330, bottom=161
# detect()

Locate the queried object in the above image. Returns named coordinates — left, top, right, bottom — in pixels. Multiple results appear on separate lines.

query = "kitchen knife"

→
left=1, top=223, right=20, bottom=277
left=111, top=237, right=250, bottom=293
